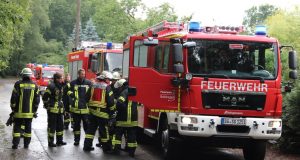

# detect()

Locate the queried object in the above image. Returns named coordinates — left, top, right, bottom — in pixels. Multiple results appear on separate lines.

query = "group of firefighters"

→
left=9, top=67, right=138, bottom=157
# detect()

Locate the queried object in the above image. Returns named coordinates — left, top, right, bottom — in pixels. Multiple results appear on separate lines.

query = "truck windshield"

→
left=188, top=39, right=278, bottom=80
left=104, top=52, right=123, bottom=72
left=42, top=70, right=57, bottom=78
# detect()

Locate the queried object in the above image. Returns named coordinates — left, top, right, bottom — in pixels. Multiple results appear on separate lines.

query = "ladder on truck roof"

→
left=136, top=20, right=185, bottom=37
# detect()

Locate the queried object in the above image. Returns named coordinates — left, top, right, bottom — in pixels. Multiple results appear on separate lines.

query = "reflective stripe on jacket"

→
left=87, top=81, right=115, bottom=119
left=68, top=78, right=91, bottom=114
left=10, top=80, right=40, bottom=118
left=115, top=87, right=138, bottom=127
left=42, top=82, right=64, bottom=114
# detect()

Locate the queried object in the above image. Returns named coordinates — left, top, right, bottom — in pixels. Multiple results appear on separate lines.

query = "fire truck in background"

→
left=67, top=41, right=123, bottom=81
left=123, top=21, right=297, bottom=160
left=26, top=63, right=64, bottom=94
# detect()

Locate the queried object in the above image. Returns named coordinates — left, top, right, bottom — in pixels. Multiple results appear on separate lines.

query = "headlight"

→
left=268, top=121, right=281, bottom=128
left=181, top=117, right=197, bottom=124
left=185, top=73, right=193, bottom=81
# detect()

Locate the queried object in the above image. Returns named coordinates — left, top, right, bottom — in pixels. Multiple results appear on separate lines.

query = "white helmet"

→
left=114, top=79, right=126, bottom=89
left=96, top=71, right=107, bottom=80
left=21, top=68, right=32, bottom=76
left=112, top=72, right=121, bottom=80
left=105, top=72, right=113, bottom=80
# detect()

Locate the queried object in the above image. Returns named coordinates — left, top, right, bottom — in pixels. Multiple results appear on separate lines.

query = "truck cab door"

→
left=128, top=37, right=180, bottom=112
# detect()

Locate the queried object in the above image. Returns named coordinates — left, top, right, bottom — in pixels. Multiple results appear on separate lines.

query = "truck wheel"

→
left=243, top=140, right=266, bottom=160
left=160, top=118, right=178, bottom=160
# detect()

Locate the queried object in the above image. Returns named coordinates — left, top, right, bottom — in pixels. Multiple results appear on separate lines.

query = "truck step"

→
left=144, top=128, right=156, bottom=137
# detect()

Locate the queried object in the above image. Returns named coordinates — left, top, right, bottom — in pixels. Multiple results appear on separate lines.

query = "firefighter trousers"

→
left=13, top=118, right=32, bottom=146
left=84, top=115, right=110, bottom=151
left=47, top=112, right=64, bottom=143
left=72, top=113, right=89, bottom=143
left=112, top=126, right=137, bottom=153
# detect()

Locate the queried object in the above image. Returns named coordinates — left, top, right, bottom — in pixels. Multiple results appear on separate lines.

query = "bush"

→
left=278, top=83, right=300, bottom=153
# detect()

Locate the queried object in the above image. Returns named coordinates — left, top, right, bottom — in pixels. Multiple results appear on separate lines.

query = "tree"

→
left=45, top=0, right=75, bottom=44
left=0, top=0, right=30, bottom=72
left=66, top=22, right=84, bottom=49
left=82, top=18, right=100, bottom=41
left=7, top=0, right=65, bottom=75
left=243, top=4, right=278, bottom=33
left=145, top=2, right=178, bottom=27
left=265, top=7, right=300, bottom=152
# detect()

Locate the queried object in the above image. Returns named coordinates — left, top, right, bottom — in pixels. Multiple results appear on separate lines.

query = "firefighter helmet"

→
left=96, top=71, right=106, bottom=80
left=114, top=79, right=126, bottom=89
left=21, top=68, right=32, bottom=76
left=105, top=72, right=113, bottom=80
left=112, top=72, right=121, bottom=80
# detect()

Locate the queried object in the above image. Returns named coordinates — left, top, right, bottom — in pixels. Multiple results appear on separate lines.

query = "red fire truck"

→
left=27, top=63, right=64, bottom=94
left=67, top=42, right=123, bottom=81
left=123, top=21, right=297, bottom=159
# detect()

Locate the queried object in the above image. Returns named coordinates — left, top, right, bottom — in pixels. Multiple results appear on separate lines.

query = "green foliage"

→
left=45, top=0, right=75, bottom=43
left=266, top=8, right=300, bottom=81
left=3, top=0, right=180, bottom=75
left=243, top=4, right=278, bottom=33
left=144, top=2, right=178, bottom=27
left=0, top=0, right=30, bottom=71
left=264, top=7, right=300, bottom=152
left=279, top=83, right=300, bottom=152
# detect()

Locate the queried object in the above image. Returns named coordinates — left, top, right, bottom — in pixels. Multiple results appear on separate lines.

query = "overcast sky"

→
left=142, top=0, right=300, bottom=26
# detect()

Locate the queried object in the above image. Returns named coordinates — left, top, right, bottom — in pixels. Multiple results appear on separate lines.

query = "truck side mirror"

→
left=174, top=63, right=184, bottom=73
left=289, top=50, right=297, bottom=70
left=143, top=37, right=158, bottom=46
left=289, top=70, right=297, bottom=79
left=173, top=43, right=183, bottom=63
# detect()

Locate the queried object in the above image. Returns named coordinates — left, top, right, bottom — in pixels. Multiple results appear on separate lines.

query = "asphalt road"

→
left=0, top=78, right=299, bottom=160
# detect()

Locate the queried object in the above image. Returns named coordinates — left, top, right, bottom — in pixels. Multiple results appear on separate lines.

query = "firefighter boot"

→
left=128, top=149, right=136, bottom=158
left=24, top=137, right=31, bottom=149
left=48, top=138, right=56, bottom=147
left=96, top=137, right=102, bottom=148
left=56, top=136, right=67, bottom=146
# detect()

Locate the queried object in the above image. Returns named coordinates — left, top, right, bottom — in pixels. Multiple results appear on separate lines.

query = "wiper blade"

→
left=235, top=76, right=265, bottom=83
left=193, top=73, right=229, bottom=80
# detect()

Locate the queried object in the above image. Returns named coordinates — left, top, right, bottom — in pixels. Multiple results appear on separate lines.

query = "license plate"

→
left=221, top=118, right=246, bottom=125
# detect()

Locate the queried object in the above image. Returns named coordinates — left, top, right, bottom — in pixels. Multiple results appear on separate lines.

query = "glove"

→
left=33, top=113, right=38, bottom=118
left=69, top=93, right=75, bottom=99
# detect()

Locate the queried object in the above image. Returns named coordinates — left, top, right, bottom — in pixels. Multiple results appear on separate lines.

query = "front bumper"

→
left=177, top=115, right=281, bottom=140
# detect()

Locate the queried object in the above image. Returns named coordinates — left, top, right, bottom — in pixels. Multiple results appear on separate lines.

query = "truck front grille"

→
left=202, top=90, right=266, bottom=111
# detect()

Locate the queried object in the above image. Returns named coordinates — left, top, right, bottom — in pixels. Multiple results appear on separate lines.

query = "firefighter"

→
left=67, top=69, right=92, bottom=146
left=10, top=68, right=40, bottom=149
left=43, top=72, right=67, bottom=147
left=83, top=71, right=115, bottom=152
left=62, top=73, right=72, bottom=130
left=112, top=79, right=138, bottom=157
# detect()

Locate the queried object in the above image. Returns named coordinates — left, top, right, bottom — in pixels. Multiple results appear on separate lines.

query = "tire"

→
left=160, top=118, right=178, bottom=160
left=243, top=140, right=267, bottom=160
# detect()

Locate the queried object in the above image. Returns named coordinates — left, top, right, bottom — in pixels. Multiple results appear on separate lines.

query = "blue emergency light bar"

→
left=107, top=42, right=112, bottom=49
left=255, top=25, right=267, bottom=36
left=189, top=22, right=202, bottom=32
